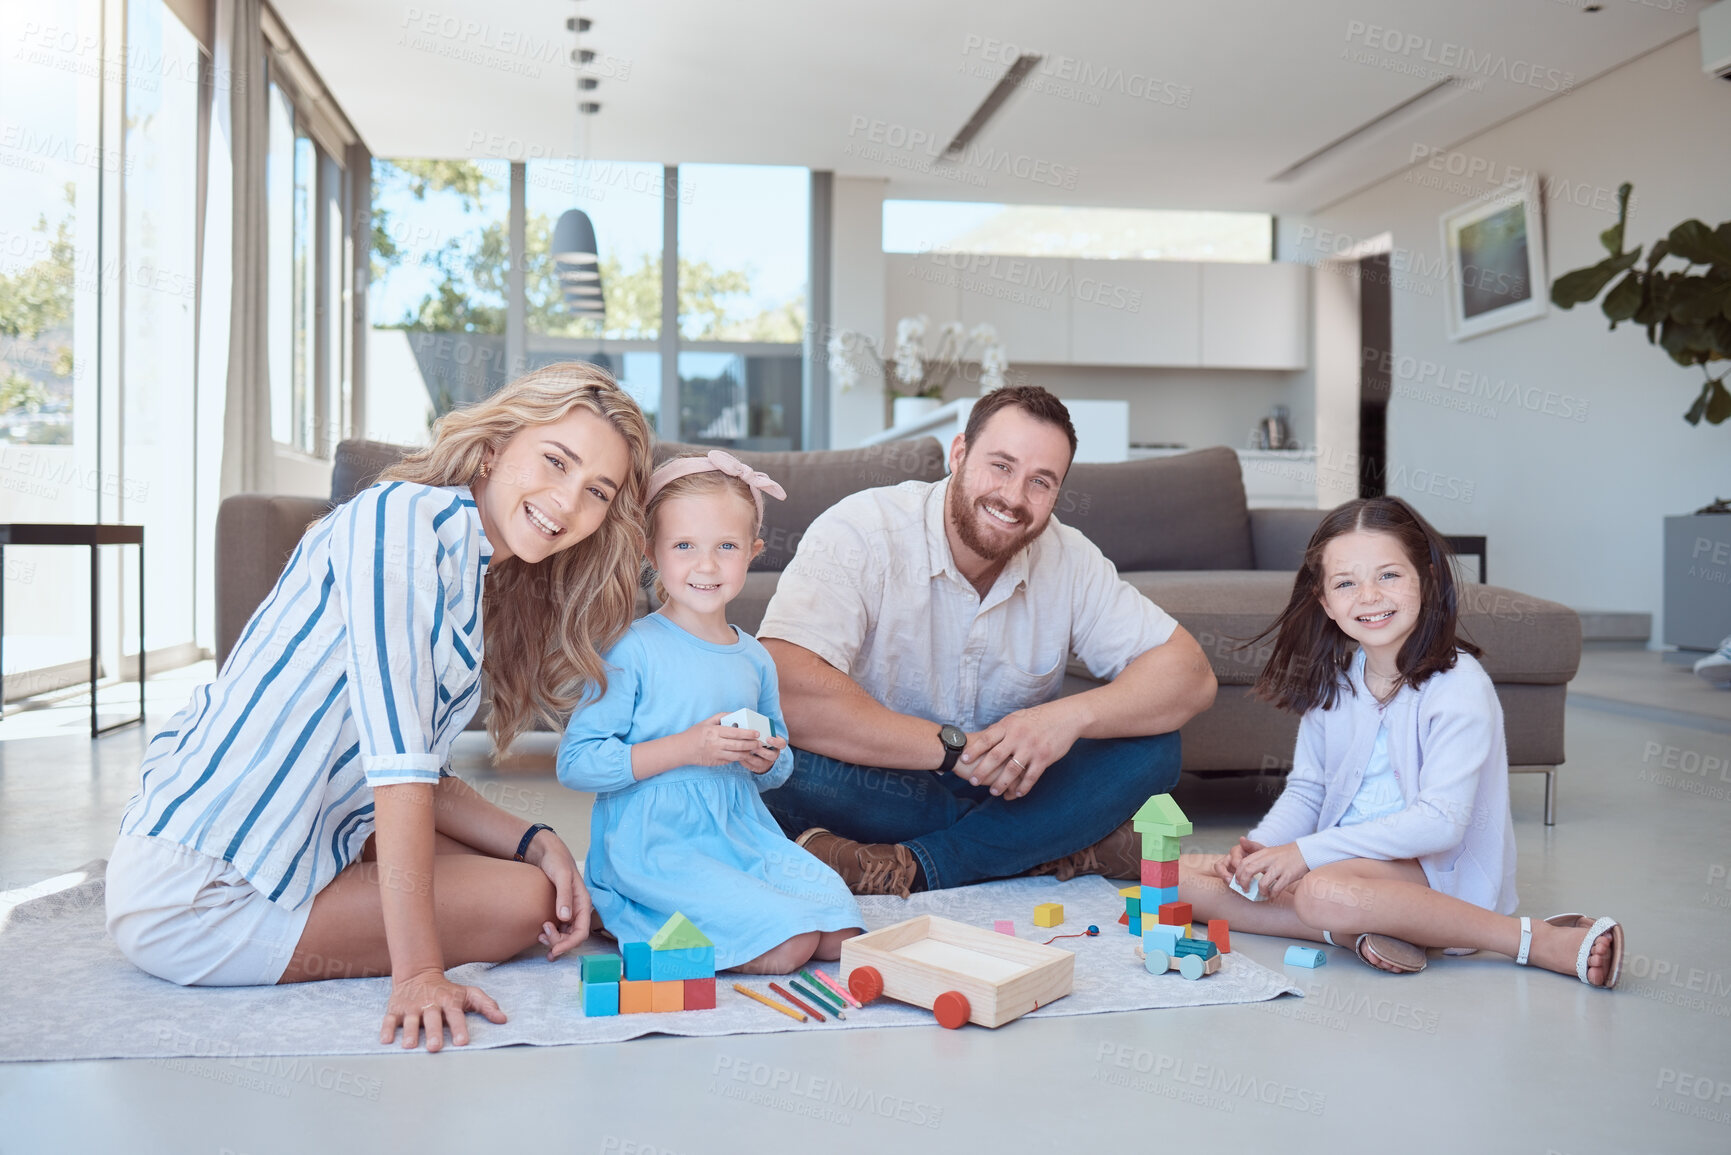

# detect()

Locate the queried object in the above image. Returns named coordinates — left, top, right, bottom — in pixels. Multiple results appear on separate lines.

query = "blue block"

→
left=1157, top=886, right=1179, bottom=907
left=582, top=981, right=619, bottom=1016
left=1143, top=923, right=1183, bottom=956
left=623, top=941, right=652, bottom=981
left=580, top=953, right=622, bottom=984
left=1174, top=937, right=1220, bottom=960
left=1284, top=945, right=1327, bottom=968
left=649, top=945, right=715, bottom=981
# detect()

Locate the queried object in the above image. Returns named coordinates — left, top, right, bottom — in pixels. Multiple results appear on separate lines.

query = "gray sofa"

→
left=216, top=437, right=1580, bottom=821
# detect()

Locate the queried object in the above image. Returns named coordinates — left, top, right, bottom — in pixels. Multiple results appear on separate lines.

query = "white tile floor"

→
left=1, top=655, right=1729, bottom=1154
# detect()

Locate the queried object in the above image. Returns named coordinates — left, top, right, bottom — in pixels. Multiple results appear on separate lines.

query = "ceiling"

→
left=272, top=0, right=1698, bottom=214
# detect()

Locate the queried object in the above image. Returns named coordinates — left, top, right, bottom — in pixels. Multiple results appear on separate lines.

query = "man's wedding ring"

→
left=1010, top=756, right=1026, bottom=769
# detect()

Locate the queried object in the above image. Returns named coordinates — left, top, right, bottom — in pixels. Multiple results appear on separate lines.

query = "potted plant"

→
left=1550, top=183, right=1731, bottom=656
left=828, top=316, right=1009, bottom=429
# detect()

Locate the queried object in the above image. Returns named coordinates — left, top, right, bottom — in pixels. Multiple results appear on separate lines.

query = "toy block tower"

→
left=586, top=911, right=719, bottom=1016
left=1127, top=793, right=1191, bottom=936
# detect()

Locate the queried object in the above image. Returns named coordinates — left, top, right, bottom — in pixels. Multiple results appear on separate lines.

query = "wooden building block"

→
left=580, top=953, right=623, bottom=985
left=1143, top=923, right=1183, bottom=956
left=1118, top=885, right=1141, bottom=899
left=1144, top=885, right=1178, bottom=909
left=1284, top=945, right=1327, bottom=968
left=1208, top=920, right=1231, bottom=953
left=1132, top=794, right=1193, bottom=837
left=1175, top=937, right=1220, bottom=961
left=1158, top=901, right=1193, bottom=927
left=619, top=979, right=653, bottom=1014
left=1033, top=903, right=1064, bottom=928
left=622, top=941, right=652, bottom=981
left=1125, top=897, right=1141, bottom=921
left=683, top=977, right=716, bottom=1010
left=649, top=945, right=716, bottom=981
left=649, top=912, right=714, bottom=951
left=994, top=920, right=1015, bottom=935
left=1117, top=910, right=1129, bottom=926
left=581, top=981, right=619, bottom=1016
left=1141, top=833, right=1182, bottom=861
left=1141, top=858, right=1180, bottom=887
left=650, top=979, right=685, bottom=1011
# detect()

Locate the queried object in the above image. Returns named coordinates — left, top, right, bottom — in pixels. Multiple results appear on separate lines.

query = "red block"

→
left=1158, top=901, right=1193, bottom=927
left=683, top=977, right=716, bottom=1010
left=1208, top=919, right=1231, bottom=953
left=1116, top=910, right=1129, bottom=925
left=1141, top=858, right=1180, bottom=887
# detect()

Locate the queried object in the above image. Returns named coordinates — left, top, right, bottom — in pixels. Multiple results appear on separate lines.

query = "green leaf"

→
left=1660, top=319, right=1706, bottom=366
left=1667, top=220, right=1731, bottom=267
left=1669, top=279, right=1731, bottom=325
left=1707, top=378, right=1731, bottom=425
left=1645, top=238, right=1670, bottom=271
left=1685, top=380, right=1710, bottom=425
left=1599, top=183, right=1632, bottom=255
left=1550, top=250, right=1641, bottom=308
left=1602, top=271, right=1642, bottom=324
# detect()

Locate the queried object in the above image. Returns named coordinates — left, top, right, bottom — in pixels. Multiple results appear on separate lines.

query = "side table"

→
left=0, top=523, right=145, bottom=737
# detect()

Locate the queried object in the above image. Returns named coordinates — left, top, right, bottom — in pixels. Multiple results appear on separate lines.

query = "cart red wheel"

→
left=932, top=990, right=970, bottom=1029
left=848, top=965, right=883, bottom=1004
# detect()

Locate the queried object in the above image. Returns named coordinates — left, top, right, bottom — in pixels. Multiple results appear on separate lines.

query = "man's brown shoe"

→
left=1028, top=818, right=1141, bottom=882
left=795, top=828, right=919, bottom=898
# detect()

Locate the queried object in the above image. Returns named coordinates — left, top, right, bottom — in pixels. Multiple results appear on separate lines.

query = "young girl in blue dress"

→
left=1179, top=497, right=1623, bottom=988
left=557, top=451, right=864, bottom=973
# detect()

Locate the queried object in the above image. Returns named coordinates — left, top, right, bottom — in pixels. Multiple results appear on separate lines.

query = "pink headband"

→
left=647, top=449, right=786, bottom=527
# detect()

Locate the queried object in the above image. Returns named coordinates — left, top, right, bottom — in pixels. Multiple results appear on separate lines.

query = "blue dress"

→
left=556, top=612, right=863, bottom=968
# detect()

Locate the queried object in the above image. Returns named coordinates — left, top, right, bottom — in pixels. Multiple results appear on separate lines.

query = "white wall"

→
left=830, top=176, right=889, bottom=448
left=1280, top=35, right=1731, bottom=634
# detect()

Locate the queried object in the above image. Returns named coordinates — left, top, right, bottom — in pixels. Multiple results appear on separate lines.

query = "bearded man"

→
left=757, top=385, right=1217, bottom=897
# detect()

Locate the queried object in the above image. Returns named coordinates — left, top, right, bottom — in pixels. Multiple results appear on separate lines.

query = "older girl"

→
left=108, top=363, right=655, bottom=1049
left=1180, top=497, right=1623, bottom=987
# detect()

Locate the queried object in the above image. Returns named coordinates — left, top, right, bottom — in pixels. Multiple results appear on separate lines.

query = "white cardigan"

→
left=1248, top=651, right=1519, bottom=914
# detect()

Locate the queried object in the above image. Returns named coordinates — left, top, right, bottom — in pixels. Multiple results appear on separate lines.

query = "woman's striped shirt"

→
left=119, top=481, right=492, bottom=909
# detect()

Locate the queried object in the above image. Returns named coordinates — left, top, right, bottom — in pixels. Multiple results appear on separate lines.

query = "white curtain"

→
left=214, top=0, right=275, bottom=499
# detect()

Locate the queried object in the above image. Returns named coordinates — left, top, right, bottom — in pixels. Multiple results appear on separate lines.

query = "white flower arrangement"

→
left=827, top=316, right=1010, bottom=399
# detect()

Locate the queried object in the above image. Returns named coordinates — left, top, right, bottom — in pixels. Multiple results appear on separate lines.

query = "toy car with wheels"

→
left=839, top=914, right=1074, bottom=1028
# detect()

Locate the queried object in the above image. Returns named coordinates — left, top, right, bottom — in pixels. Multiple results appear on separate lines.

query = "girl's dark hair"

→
left=1250, top=496, right=1480, bottom=714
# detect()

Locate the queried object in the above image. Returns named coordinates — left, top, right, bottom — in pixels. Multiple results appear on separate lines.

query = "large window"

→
left=882, top=200, right=1273, bottom=262
left=0, top=0, right=102, bottom=687
left=369, top=160, right=813, bottom=448
left=269, top=74, right=353, bottom=456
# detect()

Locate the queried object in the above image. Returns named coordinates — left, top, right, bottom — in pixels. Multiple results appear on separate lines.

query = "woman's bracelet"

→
left=514, top=822, right=555, bottom=863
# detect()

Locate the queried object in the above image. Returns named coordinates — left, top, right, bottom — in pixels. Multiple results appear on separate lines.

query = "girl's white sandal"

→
left=1513, top=912, right=1624, bottom=988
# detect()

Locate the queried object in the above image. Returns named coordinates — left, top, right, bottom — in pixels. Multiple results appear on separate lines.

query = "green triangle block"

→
left=648, top=911, right=713, bottom=950
left=1132, top=794, right=1193, bottom=837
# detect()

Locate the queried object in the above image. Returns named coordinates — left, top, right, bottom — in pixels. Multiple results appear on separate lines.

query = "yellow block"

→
left=1118, top=885, right=1140, bottom=898
left=1033, top=902, right=1064, bottom=928
left=651, top=980, right=684, bottom=1012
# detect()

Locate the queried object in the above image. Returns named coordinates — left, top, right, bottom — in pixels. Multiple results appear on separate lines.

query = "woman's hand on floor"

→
left=527, top=830, right=592, bottom=959
left=381, top=968, right=506, bottom=1052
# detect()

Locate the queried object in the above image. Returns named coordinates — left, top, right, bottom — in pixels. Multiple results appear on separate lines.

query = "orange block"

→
left=619, top=979, right=652, bottom=1014
left=1208, top=919, right=1231, bottom=953
left=1158, top=901, right=1193, bottom=927
left=651, top=979, right=684, bottom=1012
left=683, top=977, right=717, bottom=1010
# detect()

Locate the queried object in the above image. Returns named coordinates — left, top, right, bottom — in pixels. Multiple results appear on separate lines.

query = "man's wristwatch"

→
left=937, top=724, right=968, bottom=774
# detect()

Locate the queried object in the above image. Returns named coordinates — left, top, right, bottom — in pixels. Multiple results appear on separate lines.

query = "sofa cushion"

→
left=1120, top=571, right=1581, bottom=687
left=1057, top=447, right=1254, bottom=571
left=332, top=439, right=415, bottom=505
left=652, top=438, right=948, bottom=571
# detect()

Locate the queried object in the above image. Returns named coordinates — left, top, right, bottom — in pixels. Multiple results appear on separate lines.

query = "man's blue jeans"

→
left=762, top=733, right=1182, bottom=890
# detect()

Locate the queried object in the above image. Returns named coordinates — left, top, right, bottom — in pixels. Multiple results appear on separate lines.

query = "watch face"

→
left=939, top=724, right=967, bottom=751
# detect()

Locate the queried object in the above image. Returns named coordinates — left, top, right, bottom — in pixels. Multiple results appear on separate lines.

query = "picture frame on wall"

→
left=1441, top=177, right=1548, bottom=341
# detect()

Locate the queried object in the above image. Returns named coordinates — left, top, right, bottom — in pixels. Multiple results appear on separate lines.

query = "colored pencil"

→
left=812, top=967, right=863, bottom=1008
left=797, top=969, right=846, bottom=1011
left=791, top=978, right=845, bottom=1019
left=769, top=981, right=825, bottom=1021
left=732, top=982, right=806, bottom=1023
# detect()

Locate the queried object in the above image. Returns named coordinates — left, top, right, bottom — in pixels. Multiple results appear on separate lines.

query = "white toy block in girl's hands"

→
left=1229, top=873, right=1268, bottom=902
left=719, top=708, right=774, bottom=746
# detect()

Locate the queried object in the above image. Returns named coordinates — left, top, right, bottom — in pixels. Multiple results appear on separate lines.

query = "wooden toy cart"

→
left=839, top=915, right=1074, bottom=1029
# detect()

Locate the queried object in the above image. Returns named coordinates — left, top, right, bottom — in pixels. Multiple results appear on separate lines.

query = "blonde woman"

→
left=107, top=363, right=654, bottom=1051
